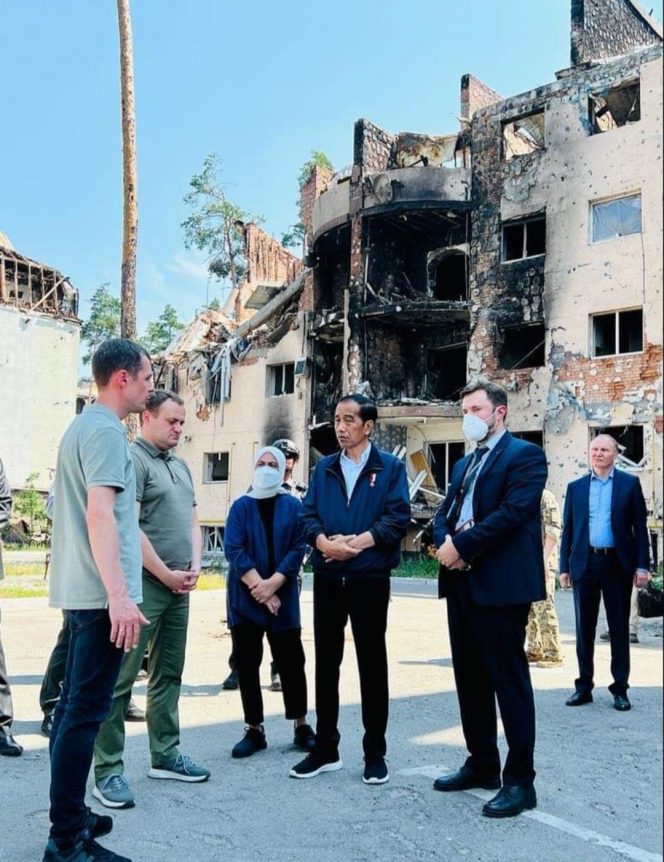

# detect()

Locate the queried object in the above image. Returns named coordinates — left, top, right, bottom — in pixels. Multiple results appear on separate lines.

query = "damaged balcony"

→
left=361, top=209, right=471, bottom=326
left=0, top=244, right=78, bottom=319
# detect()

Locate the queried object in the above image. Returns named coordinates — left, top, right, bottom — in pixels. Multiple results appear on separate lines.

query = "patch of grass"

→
left=197, top=570, right=226, bottom=591
left=0, top=560, right=49, bottom=598
left=394, top=555, right=438, bottom=579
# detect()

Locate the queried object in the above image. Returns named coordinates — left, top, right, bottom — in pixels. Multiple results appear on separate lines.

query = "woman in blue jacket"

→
left=224, top=446, right=314, bottom=757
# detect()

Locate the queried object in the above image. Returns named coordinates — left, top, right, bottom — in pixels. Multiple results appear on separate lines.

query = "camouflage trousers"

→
left=526, top=567, right=563, bottom=662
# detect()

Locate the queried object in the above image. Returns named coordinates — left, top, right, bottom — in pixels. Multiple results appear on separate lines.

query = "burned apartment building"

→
left=161, top=223, right=308, bottom=558
left=305, top=0, right=663, bottom=546
left=167, top=0, right=662, bottom=557
left=0, top=231, right=80, bottom=493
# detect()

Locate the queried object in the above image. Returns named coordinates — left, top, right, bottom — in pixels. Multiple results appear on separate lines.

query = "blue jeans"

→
left=48, top=609, right=124, bottom=845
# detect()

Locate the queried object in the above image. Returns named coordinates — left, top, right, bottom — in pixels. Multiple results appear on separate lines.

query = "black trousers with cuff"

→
left=313, top=572, right=390, bottom=762
left=232, top=622, right=307, bottom=726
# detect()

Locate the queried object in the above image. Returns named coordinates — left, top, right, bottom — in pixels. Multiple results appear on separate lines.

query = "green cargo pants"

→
left=94, top=576, right=189, bottom=780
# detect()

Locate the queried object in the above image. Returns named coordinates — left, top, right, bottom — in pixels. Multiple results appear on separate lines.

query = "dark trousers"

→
left=313, top=573, right=390, bottom=761
left=49, top=609, right=124, bottom=847
left=40, top=611, right=70, bottom=717
left=0, top=607, right=14, bottom=732
left=232, top=622, right=307, bottom=726
left=446, top=575, right=535, bottom=787
left=573, top=554, right=633, bottom=696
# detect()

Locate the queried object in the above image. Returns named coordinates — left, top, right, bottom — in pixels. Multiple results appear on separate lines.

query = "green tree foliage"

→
left=13, top=472, right=47, bottom=535
left=80, top=283, right=121, bottom=364
left=182, top=153, right=258, bottom=292
left=281, top=150, right=334, bottom=251
left=141, top=304, right=185, bottom=355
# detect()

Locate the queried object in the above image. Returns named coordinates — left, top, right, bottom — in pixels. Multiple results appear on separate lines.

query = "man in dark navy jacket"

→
left=289, top=394, right=410, bottom=786
left=560, top=434, right=650, bottom=712
left=433, top=380, right=547, bottom=818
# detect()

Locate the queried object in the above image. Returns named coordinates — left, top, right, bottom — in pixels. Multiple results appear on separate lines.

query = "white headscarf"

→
left=246, top=446, right=288, bottom=499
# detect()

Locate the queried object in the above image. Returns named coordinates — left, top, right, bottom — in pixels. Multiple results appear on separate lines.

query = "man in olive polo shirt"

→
left=93, top=390, right=210, bottom=809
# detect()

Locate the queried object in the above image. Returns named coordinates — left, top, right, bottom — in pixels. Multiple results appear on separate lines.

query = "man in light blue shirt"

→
left=456, top=429, right=506, bottom=531
left=588, top=469, right=615, bottom=548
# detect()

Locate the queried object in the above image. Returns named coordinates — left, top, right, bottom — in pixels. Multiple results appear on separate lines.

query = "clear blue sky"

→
left=2, top=0, right=662, bottom=339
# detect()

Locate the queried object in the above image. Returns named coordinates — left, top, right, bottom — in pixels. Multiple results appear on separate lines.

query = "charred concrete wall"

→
left=571, top=0, right=662, bottom=65
left=469, top=46, right=662, bottom=513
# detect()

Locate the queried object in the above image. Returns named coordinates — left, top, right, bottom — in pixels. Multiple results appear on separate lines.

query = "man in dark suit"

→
left=560, top=433, right=650, bottom=712
left=433, top=380, right=547, bottom=818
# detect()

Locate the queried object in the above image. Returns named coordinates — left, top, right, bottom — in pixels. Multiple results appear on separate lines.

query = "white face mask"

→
left=252, top=465, right=281, bottom=492
left=462, top=410, right=497, bottom=443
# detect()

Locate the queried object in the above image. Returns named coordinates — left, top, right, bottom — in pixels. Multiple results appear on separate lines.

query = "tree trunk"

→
left=117, top=0, right=138, bottom=340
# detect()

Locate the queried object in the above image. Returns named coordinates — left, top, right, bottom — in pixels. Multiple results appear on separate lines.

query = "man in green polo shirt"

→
left=93, top=390, right=210, bottom=809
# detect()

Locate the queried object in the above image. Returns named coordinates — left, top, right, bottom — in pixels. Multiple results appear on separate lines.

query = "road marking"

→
left=398, top=765, right=663, bottom=862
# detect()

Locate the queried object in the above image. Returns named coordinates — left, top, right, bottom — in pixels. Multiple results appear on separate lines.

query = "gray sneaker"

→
left=92, top=774, right=135, bottom=809
left=148, top=754, right=211, bottom=783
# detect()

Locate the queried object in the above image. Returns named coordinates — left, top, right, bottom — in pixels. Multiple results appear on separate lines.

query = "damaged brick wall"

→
left=354, top=119, right=394, bottom=173
left=301, top=165, right=334, bottom=246
left=571, top=0, right=662, bottom=66
left=244, top=223, right=301, bottom=286
left=460, top=74, right=503, bottom=121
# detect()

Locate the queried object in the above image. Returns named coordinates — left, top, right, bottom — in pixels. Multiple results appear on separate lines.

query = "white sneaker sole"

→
left=147, top=767, right=210, bottom=782
left=289, top=759, right=343, bottom=779
left=363, top=773, right=390, bottom=785
left=92, top=784, right=135, bottom=809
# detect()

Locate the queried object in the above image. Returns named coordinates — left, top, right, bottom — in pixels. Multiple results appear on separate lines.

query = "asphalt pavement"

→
left=0, top=580, right=661, bottom=862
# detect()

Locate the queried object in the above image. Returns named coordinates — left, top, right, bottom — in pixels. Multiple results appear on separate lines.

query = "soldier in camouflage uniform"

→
left=526, top=489, right=564, bottom=667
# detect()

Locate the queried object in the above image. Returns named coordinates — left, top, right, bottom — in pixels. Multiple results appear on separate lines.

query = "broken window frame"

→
left=590, top=425, right=645, bottom=469
left=499, top=323, right=546, bottom=370
left=426, top=342, right=468, bottom=401
left=590, top=192, right=642, bottom=244
left=203, top=452, right=230, bottom=484
left=590, top=307, right=643, bottom=358
left=427, top=440, right=466, bottom=492
left=266, top=362, right=296, bottom=397
left=502, top=109, right=546, bottom=161
left=589, top=78, right=641, bottom=134
left=501, top=214, right=546, bottom=262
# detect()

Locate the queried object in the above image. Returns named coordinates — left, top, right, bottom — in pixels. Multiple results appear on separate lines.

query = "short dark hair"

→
left=337, top=394, right=378, bottom=423
left=92, top=339, right=151, bottom=388
left=460, top=379, right=508, bottom=411
left=145, top=390, right=184, bottom=415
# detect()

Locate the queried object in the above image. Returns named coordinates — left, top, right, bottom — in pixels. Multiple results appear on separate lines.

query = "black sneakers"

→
left=42, top=828, right=131, bottom=861
left=289, top=750, right=343, bottom=779
left=293, top=723, right=316, bottom=752
left=232, top=726, right=267, bottom=758
left=222, top=670, right=239, bottom=690
left=363, top=757, right=389, bottom=785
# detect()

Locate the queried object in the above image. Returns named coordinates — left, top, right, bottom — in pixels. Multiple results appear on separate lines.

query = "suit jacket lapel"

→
left=474, top=431, right=510, bottom=490
left=578, top=473, right=591, bottom=541
left=610, top=468, right=622, bottom=533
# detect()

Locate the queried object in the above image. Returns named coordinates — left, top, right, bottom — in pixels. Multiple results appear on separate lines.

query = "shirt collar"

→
left=340, top=442, right=372, bottom=468
left=590, top=467, right=614, bottom=483
left=135, top=437, right=173, bottom=460
left=479, top=428, right=507, bottom=454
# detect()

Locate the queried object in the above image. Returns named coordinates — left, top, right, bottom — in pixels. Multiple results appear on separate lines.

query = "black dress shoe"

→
left=482, top=785, right=536, bottom=818
left=0, top=733, right=23, bottom=756
left=433, top=765, right=500, bottom=792
left=613, top=694, right=631, bottom=711
left=565, top=690, right=593, bottom=706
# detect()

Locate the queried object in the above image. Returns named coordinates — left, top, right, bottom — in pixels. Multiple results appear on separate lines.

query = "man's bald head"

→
left=593, top=434, right=619, bottom=452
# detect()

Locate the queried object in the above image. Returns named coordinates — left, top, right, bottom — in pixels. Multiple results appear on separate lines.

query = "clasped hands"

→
left=249, top=574, right=285, bottom=616
left=164, top=568, right=200, bottom=595
left=435, top=535, right=468, bottom=570
left=317, top=533, right=365, bottom=563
